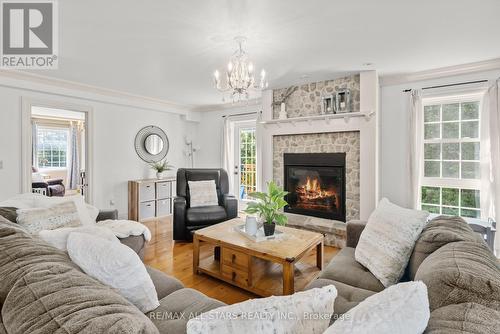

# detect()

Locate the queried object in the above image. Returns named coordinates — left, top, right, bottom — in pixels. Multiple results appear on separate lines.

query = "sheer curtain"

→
left=482, top=80, right=500, bottom=254
left=408, top=89, right=423, bottom=209
left=67, top=122, right=81, bottom=190
left=222, top=117, right=235, bottom=192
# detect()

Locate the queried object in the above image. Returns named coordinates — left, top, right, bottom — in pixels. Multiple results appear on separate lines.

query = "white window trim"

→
left=420, top=93, right=484, bottom=218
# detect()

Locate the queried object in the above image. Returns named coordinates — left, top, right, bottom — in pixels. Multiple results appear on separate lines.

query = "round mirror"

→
left=144, top=134, right=164, bottom=155
left=134, top=126, right=169, bottom=162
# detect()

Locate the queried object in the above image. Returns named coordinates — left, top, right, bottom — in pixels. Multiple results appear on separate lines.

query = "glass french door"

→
left=234, top=122, right=257, bottom=206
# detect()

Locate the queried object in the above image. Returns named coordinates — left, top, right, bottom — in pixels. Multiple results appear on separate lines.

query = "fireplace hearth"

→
left=284, top=153, right=346, bottom=221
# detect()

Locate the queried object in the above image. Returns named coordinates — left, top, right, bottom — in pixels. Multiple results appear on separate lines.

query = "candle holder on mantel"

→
left=279, top=102, right=288, bottom=119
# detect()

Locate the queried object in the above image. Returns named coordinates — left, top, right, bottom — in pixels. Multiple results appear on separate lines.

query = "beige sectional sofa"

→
left=307, top=216, right=500, bottom=333
left=0, top=216, right=224, bottom=334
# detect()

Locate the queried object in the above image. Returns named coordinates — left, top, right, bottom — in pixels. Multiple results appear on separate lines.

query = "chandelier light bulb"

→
left=248, top=62, right=254, bottom=73
left=260, top=69, right=266, bottom=78
left=214, top=70, right=220, bottom=79
left=227, top=62, right=233, bottom=72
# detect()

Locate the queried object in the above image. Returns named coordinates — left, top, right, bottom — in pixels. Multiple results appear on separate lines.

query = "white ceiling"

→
left=32, top=0, right=500, bottom=107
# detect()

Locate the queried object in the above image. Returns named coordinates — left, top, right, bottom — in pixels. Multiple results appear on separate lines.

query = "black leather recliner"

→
left=173, top=168, right=238, bottom=241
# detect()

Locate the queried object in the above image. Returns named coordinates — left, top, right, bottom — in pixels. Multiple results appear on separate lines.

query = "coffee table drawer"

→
left=222, top=265, right=249, bottom=286
left=222, top=248, right=249, bottom=270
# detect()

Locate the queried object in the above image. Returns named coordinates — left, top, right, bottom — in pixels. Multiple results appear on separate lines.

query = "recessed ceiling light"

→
left=299, top=74, right=309, bottom=79
left=363, top=62, right=374, bottom=66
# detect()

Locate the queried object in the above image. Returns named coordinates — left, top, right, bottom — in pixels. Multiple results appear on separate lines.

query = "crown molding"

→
left=380, top=58, right=500, bottom=87
left=0, top=70, right=192, bottom=114
left=190, top=97, right=262, bottom=112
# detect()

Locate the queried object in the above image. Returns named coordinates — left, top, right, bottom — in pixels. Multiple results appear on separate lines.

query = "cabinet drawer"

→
left=139, top=182, right=155, bottom=202
left=139, top=201, right=155, bottom=220
left=156, top=199, right=171, bottom=216
left=222, top=265, right=249, bottom=286
left=222, top=248, right=249, bottom=270
left=156, top=181, right=171, bottom=199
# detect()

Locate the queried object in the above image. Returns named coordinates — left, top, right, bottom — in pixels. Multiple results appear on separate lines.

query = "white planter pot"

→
left=156, top=171, right=165, bottom=179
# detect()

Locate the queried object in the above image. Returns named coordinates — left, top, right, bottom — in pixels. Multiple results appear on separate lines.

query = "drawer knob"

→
left=232, top=254, right=236, bottom=262
left=232, top=271, right=236, bottom=280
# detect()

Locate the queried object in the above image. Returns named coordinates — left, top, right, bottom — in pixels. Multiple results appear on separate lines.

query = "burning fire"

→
left=297, top=176, right=336, bottom=200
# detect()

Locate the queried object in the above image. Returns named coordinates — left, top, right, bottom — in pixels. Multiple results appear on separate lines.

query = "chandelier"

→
left=213, top=36, right=268, bottom=102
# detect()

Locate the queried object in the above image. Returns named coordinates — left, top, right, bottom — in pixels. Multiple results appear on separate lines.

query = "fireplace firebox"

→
left=284, top=153, right=346, bottom=221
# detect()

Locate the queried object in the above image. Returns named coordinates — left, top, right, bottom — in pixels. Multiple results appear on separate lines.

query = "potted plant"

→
left=150, top=160, right=174, bottom=179
left=244, top=181, right=289, bottom=236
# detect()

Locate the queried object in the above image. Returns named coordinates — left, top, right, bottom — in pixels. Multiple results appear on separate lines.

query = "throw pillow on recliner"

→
left=188, top=180, right=219, bottom=207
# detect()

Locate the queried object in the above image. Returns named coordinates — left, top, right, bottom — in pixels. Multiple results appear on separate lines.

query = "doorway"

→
left=233, top=120, right=257, bottom=207
left=22, top=100, right=92, bottom=203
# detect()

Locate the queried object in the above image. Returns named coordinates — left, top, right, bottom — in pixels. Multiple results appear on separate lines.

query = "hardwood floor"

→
left=142, top=217, right=339, bottom=305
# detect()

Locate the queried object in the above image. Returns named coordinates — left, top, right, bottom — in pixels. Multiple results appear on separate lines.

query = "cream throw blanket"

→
left=96, top=219, right=152, bottom=241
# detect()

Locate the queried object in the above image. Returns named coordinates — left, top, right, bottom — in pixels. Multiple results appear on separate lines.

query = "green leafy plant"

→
left=150, top=160, right=173, bottom=173
left=244, top=181, right=289, bottom=226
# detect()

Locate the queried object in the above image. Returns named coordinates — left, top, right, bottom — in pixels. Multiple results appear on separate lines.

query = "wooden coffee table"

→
left=193, top=218, right=324, bottom=297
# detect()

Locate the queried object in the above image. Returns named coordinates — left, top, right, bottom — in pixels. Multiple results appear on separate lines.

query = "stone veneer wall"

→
left=273, top=74, right=360, bottom=119
left=273, top=131, right=360, bottom=221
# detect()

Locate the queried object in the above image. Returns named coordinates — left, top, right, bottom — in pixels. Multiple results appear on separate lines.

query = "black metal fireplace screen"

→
left=284, top=153, right=346, bottom=221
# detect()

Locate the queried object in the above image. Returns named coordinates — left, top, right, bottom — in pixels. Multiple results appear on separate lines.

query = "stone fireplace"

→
left=284, top=153, right=346, bottom=221
left=258, top=71, right=379, bottom=247
left=273, top=131, right=360, bottom=222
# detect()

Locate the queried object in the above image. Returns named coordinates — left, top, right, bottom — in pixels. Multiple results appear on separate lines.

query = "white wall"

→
left=380, top=69, right=500, bottom=208
left=0, top=83, right=196, bottom=218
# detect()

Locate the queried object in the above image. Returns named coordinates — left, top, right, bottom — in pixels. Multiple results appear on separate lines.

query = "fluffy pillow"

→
left=355, top=198, right=429, bottom=287
left=188, top=180, right=219, bottom=207
left=16, top=202, right=81, bottom=234
left=67, top=232, right=159, bottom=312
left=0, top=193, right=41, bottom=209
left=324, top=281, right=430, bottom=334
left=39, top=226, right=119, bottom=251
left=36, top=195, right=95, bottom=225
left=187, top=285, right=337, bottom=334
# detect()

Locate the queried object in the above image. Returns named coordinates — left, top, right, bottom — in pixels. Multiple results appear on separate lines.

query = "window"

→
left=421, top=96, right=482, bottom=218
left=239, top=127, right=257, bottom=200
left=36, top=127, right=69, bottom=169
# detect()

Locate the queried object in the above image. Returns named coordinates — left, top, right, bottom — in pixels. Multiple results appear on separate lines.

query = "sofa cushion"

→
left=319, top=247, right=385, bottom=292
left=355, top=198, right=429, bottom=287
left=148, top=288, right=225, bottom=334
left=0, top=217, right=158, bottom=334
left=0, top=207, right=17, bottom=223
left=120, top=235, right=146, bottom=260
left=0, top=217, right=79, bottom=303
left=186, top=206, right=227, bottom=226
left=408, top=216, right=482, bottom=280
left=2, top=263, right=159, bottom=334
left=306, top=278, right=376, bottom=318
left=426, top=302, right=500, bottom=334
left=146, top=266, right=184, bottom=300
left=415, top=241, right=500, bottom=312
